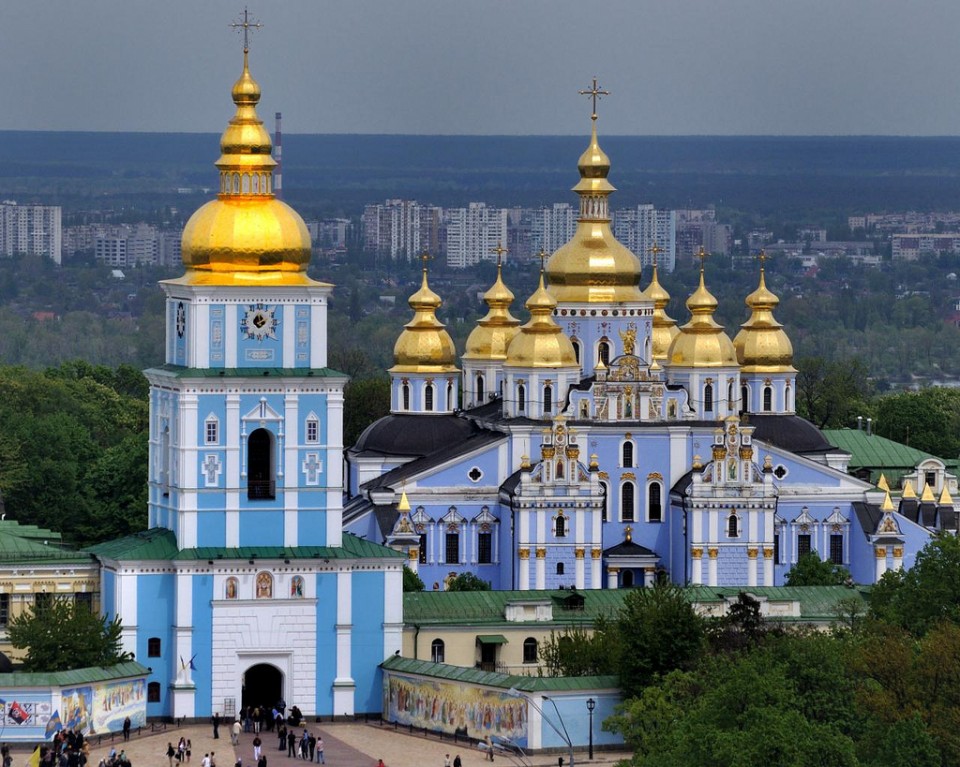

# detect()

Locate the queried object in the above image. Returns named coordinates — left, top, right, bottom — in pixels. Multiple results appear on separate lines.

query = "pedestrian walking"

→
left=445, top=755, right=451, bottom=767
left=315, top=738, right=324, bottom=765
left=213, top=713, right=221, bottom=739
left=454, top=756, right=462, bottom=767
left=287, top=731, right=296, bottom=758
left=166, top=743, right=176, bottom=767
left=253, top=736, right=262, bottom=761
left=232, top=721, right=241, bottom=746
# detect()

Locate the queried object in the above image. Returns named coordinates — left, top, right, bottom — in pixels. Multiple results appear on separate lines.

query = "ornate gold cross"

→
left=578, top=77, right=610, bottom=120
left=230, top=8, right=263, bottom=52
left=491, top=241, right=508, bottom=268
left=648, top=241, right=663, bottom=267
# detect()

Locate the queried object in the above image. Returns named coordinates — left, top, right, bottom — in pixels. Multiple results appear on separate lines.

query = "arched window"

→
left=256, top=572, right=273, bottom=599
left=727, top=381, right=734, bottom=412
left=523, top=637, right=538, bottom=664
left=648, top=483, right=662, bottom=522
left=402, top=382, right=410, bottom=411
left=147, top=682, right=161, bottom=703
left=147, top=637, right=161, bottom=657
left=622, top=570, right=635, bottom=588
left=476, top=374, right=485, bottom=403
left=727, top=513, right=739, bottom=538
left=572, top=340, right=581, bottom=365
left=247, top=428, right=275, bottom=500
left=424, top=384, right=434, bottom=412
left=431, top=639, right=445, bottom=663
left=555, top=460, right=564, bottom=480
left=543, top=384, right=553, bottom=414
left=741, top=385, right=749, bottom=412
left=225, top=577, right=238, bottom=600
left=763, top=386, right=773, bottom=412
left=785, top=383, right=793, bottom=411
left=621, top=482, right=635, bottom=522
left=622, top=441, right=634, bottom=467
left=447, top=382, right=454, bottom=409
left=704, top=383, right=714, bottom=413
left=598, top=340, right=610, bottom=366
left=556, top=562, right=565, bottom=575
left=555, top=515, right=566, bottom=537
left=600, top=481, right=609, bottom=522
left=518, top=384, right=526, bottom=412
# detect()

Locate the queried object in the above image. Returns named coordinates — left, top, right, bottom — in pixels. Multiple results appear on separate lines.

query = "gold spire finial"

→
left=757, top=248, right=768, bottom=271
left=578, top=76, right=610, bottom=121
left=648, top=241, right=663, bottom=267
left=492, top=241, right=508, bottom=268
left=939, top=485, right=954, bottom=505
left=902, top=479, right=917, bottom=499
left=230, top=7, right=263, bottom=53
left=537, top=247, right=548, bottom=273
left=880, top=490, right=894, bottom=512
left=696, top=245, right=709, bottom=275
left=877, top=473, right=890, bottom=492
left=921, top=482, right=936, bottom=502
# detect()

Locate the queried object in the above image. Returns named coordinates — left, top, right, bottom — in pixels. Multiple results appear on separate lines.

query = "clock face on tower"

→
left=241, top=303, right=279, bottom=341
left=176, top=302, right=186, bottom=338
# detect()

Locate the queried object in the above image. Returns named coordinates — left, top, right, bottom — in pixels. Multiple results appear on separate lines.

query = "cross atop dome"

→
left=230, top=7, right=263, bottom=53
left=491, top=241, right=508, bottom=268
left=696, top=245, right=710, bottom=274
left=578, top=76, right=610, bottom=121
left=648, top=241, right=664, bottom=267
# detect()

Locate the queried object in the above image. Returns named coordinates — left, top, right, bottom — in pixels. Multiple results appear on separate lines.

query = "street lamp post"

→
left=586, top=698, right=595, bottom=760
left=507, top=688, right=574, bottom=767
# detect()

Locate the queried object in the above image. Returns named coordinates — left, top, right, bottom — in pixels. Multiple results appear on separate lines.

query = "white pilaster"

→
left=575, top=552, right=585, bottom=590
left=875, top=547, right=887, bottom=581
left=518, top=551, right=530, bottom=590
left=707, top=549, right=718, bottom=587
left=747, top=550, right=758, bottom=587
left=333, top=569, right=355, bottom=715
left=763, top=548, right=774, bottom=586
left=535, top=551, right=545, bottom=590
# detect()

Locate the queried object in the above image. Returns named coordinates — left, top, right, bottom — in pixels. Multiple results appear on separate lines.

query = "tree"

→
left=784, top=552, right=851, bottom=586
left=402, top=566, right=425, bottom=592
left=445, top=573, right=491, bottom=591
left=538, top=617, right=620, bottom=677
left=867, top=532, right=960, bottom=636
left=616, top=585, right=705, bottom=698
left=795, top=356, right=872, bottom=428
left=343, top=376, right=391, bottom=446
left=874, top=388, right=960, bottom=457
left=8, top=597, right=131, bottom=672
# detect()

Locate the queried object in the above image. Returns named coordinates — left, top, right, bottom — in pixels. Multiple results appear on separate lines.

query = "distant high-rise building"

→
left=0, top=202, right=62, bottom=264
left=94, top=223, right=167, bottom=267
left=445, top=202, right=509, bottom=268
left=362, top=199, right=441, bottom=261
left=533, top=203, right=577, bottom=255
left=613, top=204, right=676, bottom=271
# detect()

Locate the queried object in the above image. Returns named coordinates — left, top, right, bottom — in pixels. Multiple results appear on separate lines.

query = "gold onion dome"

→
left=505, top=270, right=578, bottom=368
left=667, top=263, right=737, bottom=367
left=546, top=118, right=643, bottom=304
left=390, top=265, right=458, bottom=373
left=642, top=261, right=679, bottom=362
left=463, top=261, right=521, bottom=361
left=733, top=261, right=796, bottom=372
left=179, top=51, right=314, bottom=286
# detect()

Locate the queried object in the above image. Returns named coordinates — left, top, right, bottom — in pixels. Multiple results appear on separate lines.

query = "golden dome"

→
left=505, top=271, right=578, bottom=369
left=642, top=261, right=679, bottom=362
left=733, top=262, right=796, bottom=372
left=390, top=266, right=459, bottom=374
left=179, top=51, right=315, bottom=287
left=666, top=265, right=738, bottom=368
left=546, top=118, right=643, bottom=304
left=463, top=261, right=521, bottom=361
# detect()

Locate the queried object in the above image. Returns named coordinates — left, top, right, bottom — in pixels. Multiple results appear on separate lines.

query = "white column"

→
left=574, top=550, right=585, bottom=589
left=284, top=393, right=299, bottom=546
left=225, top=394, right=241, bottom=548
left=606, top=567, right=618, bottom=589
left=892, top=545, right=904, bottom=571
left=518, top=550, right=530, bottom=590
left=333, top=570, right=355, bottom=715
left=643, top=567, right=656, bottom=587
left=282, top=304, right=296, bottom=368
left=763, top=547, right=774, bottom=586
left=117, top=571, right=138, bottom=657
left=171, top=571, right=196, bottom=718
left=325, top=389, right=345, bottom=546
left=225, top=304, right=238, bottom=368
left=535, top=549, right=546, bottom=590
left=382, top=568, right=404, bottom=658
left=874, top=546, right=887, bottom=582
left=691, top=549, right=703, bottom=585
left=747, top=548, right=758, bottom=587
left=707, top=548, right=718, bottom=587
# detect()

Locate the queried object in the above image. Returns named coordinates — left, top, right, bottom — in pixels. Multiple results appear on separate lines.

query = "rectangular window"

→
left=205, top=420, right=218, bottom=444
left=306, top=419, right=319, bottom=443
left=830, top=534, right=844, bottom=565
left=147, top=637, right=162, bottom=657
left=478, top=532, right=492, bottom=564
left=74, top=592, right=93, bottom=612
left=0, top=594, right=9, bottom=627
left=34, top=592, right=52, bottom=611
left=445, top=533, right=460, bottom=564
left=419, top=533, right=427, bottom=564
left=797, top=533, right=811, bottom=558
left=774, top=533, right=780, bottom=565
left=925, top=471, right=936, bottom=489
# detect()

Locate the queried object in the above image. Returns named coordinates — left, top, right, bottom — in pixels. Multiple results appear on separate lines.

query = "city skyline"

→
left=0, top=1, right=958, bottom=137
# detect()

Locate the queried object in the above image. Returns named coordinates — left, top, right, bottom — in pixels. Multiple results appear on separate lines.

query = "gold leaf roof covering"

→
left=641, top=261, right=679, bottom=362
left=666, top=266, right=737, bottom=368
left=463, top=261, right=521, bottom=362
left=504, top=271, right=578, bottom=369
left=733, top=265, right=796, bottom=372
left=546, top=119, right=643, bottom=304
left=179, top=51, right=316, bottom=287
left=390, top=267, right=459, bottom=374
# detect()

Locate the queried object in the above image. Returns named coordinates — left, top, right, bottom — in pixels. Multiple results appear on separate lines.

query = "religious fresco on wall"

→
left=62, top=678, right=146, bottom=734
left=384, top=672, right=527, bottom=742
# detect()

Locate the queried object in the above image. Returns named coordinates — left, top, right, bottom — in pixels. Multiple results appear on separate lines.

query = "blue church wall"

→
left=237, top=305, right=284, bottom=367
left=208, top=304, right=225, bottom=367
left=351, top=572, right=386, bottom=713
left=314, top=572, right=338, bottom=713
left=897, top=517, right=933, bottom=570
left=715, top=546, right=749, bottom=584
left=102, top=569, right=117, bottom=623
left=136, top=573, right=175, bottom=717
left=342, top=512, right=382, bottom=547
left=425, top=446, right=501, bottom=487
left=239, top=511, right=283, bottom=547
left=668, top=503, right=687, bottom=583
left=847, top=516, right=875, bottom=584
left=191, top=573, right=214, bottom=717
left=196, top=511, right=227, bottom=548
left=767, top=455, right=843, bottom=487
left=297, top=494, right=330, bottom=546
left=296, top=394, right=328, bottom=440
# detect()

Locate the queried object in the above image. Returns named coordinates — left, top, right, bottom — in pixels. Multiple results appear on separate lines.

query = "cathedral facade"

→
left=91, top=49, right=403, bottom=721
left=344, top=111, right=941, bottom=594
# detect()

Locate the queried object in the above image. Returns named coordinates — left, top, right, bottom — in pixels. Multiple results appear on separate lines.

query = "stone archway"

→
left=242, top=663, right=283, bottom=711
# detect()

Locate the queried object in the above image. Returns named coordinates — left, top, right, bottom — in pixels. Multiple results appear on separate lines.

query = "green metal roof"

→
left=0, top=661, right=150, bottom=688
left=146, top=364, right=347, bottom=379
left=381, top=655, right=619, bottom=692
left=0, top=520, right=63, bottom=544
left=88, top=529, right=403, bottom=562
left=476, top=634, right=508, bottom=644
left=0, top=531, right=95, bottom=564
left=404, top=586, right=867, bottom=627
left=822, top=428, right=940, bottom=486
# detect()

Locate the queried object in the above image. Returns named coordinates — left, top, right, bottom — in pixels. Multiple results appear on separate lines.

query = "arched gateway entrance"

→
left=242, top=663, right=284, bottom=711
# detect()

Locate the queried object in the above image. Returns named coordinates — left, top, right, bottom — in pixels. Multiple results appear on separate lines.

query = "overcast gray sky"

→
left=1, top=0, right=958, bottom=136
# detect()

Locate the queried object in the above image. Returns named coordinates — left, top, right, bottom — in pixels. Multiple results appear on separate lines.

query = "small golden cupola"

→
left=390, top=258, right=458, bottom=374
left=734, top=254, right=796, bottom=372
left=642, top=254, right=679, bottom=363
left=546, top=80, right=643, bottom=304
left=667, top=252, right=737, bottom=369
left=179, top=47, right=313, bottom=285
left=462, top=245, right=522, bottom=408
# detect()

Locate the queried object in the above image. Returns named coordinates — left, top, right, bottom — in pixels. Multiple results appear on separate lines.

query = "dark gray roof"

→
left=604, top=538, right=657, bottom=557
left=852, top=501, right=882, bottom=540
left=749, top=414, right=840, bottom=454
left=351, top=414, right=478, bottom=458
